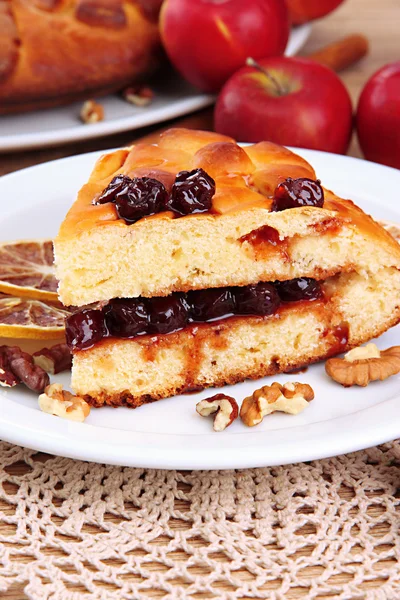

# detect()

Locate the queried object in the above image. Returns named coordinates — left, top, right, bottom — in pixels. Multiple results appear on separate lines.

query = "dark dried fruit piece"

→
left=168, top=168, right=215, bottom=215
left=105, top=298, right=149, bottom=338
left=187, top=288, right=235, bottom=321
left=96, top=174, right=132, bottom=204
left=114, top=177, right=168, bottom=223
left=65, top=309, right=106, bottom=350
left=148, top=295, right=189, bottom=335
left=272, top=178, right=324, bottom=211
left=276, top=278, right=323, bottom=302
left=96, top=170, right=215, bottom=222
left=234, top=282, right=280, bottom=316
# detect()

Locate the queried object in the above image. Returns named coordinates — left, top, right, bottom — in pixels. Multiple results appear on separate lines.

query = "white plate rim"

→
left=0, top=147, right=399, bottom=469
left=1, top=393, right=399, bottom=469
left=0, top=24, right=311, bottom=153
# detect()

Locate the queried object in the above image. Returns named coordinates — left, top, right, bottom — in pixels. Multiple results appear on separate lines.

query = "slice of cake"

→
left=54, top=128, right=400, bottom=408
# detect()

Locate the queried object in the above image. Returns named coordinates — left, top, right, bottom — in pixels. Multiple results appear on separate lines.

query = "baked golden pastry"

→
left=54, top=128, right=400, bottom=408
left=0, top=0, right=161, bottom=114
left=56, top=128, right=400, bottom=306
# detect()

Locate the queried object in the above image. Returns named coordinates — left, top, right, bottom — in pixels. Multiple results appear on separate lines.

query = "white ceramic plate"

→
left=0, top=148, right=400, bottom=469
left=0, top=25, right=311, bottom=153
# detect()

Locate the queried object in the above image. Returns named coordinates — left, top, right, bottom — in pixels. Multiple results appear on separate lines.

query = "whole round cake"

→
left=0, top=0, right=161, bottom=114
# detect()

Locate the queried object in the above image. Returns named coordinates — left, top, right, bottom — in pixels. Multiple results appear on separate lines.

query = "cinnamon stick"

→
left=307, top=34, right=369, bottom=72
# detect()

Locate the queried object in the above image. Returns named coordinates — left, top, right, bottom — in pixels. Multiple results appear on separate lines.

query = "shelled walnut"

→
left=240, top=382, right=314, bottom=427
left=33, top=344, right=72, bottom=375
left=80, top=99, right=104, bottom=124
left=122, top=85, right=154, bottom=106
left=196, top=394, right=239, bottom=431
left=0, top=345, right=49, bottom=392
left=38, top=384, right=90, bottom=422
left=325, top=343, right=400, bottom=387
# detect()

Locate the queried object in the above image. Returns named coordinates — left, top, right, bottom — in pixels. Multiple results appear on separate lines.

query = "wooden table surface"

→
left=1, top=1, right=399, bottom=598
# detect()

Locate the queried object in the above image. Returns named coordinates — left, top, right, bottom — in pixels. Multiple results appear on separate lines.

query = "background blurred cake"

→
left=0, top=0, right=162, bottom=114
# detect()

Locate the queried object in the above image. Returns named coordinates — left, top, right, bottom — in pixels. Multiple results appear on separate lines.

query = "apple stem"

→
left=246, top=57, right=286, bottom=96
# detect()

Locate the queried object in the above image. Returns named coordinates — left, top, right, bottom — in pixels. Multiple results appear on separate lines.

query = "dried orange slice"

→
left=0, top=240, right=58, bottom=301
left=0, top=295, right=68, bottom=339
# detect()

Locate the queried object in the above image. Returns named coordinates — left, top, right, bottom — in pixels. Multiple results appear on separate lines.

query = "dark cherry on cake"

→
left=276, top=277, right=322, bottom=302
left=234, top=282, right=279, bottom=315
left=96, top=176, right=168, bottom=223
left=187, top=288, right=235, bottom=321
left=104, top=298, right=149, bottom=337
left=66, top=277, right=325, bottom=351
left=114, top=178, right=168, bottom=223
left=167, top=168, right=215, bottom=215
left=272, top=177, right=324, bottom=212
left=148, top=295, right=189, bottom=334
left=65, top=309, right=106, bottom=350
left=96, top=174, right=131, bottom=204
left=95, top=169, right=216, bottom=223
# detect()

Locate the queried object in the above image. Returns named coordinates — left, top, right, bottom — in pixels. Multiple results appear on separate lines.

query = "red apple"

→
left=285, top=0, right=346, bottom=25
left=160, top=0, right=290, bottom=93
left=356, top=62, right=400, bottom=169
left=214, top=56, right=353, bottom=154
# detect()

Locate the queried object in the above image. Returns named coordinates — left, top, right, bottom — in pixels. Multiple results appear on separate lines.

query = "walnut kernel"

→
left=240, top=382, right=314, bottom=427
left=122, top=85, right=153, bottom=106
left=344, top=343, right=381, bottom=362
left=196, top=394, right=239, bottom=431
left=325, top=344, right=400, bottom=387
left=0, top=345, right=49, bottom=392
left=38, top=383, right=90, bottom=422
left=80, top=99, right=104, bottom=124
left=33, top=343, right=72, bottom=375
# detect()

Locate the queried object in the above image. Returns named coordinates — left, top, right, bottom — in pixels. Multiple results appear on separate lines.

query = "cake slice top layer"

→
left=58, top=128, right=320, bottom=237
left=55, top=128, right=400, bottom=306
left=57, top=128, right=396, bottom=241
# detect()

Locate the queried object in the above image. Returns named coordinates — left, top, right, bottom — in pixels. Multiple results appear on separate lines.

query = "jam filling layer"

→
left=66, top=278, right=323, bottom=351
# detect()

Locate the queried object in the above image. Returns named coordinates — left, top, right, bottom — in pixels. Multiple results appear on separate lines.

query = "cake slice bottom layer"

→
left=72, top=268, right=400, bottom=407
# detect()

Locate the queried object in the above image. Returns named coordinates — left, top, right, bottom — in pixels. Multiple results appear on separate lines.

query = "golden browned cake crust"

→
left=71, top=268, right=400, bottom=407
left=57, top=129, right=316, bottom=237
left=0, top=0, right=160, bottom=114
left=55, top=129, right=400, bottom=306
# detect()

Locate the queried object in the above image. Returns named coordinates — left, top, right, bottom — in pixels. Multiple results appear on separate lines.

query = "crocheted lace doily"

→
left=0, top=440, right=399, bottom=600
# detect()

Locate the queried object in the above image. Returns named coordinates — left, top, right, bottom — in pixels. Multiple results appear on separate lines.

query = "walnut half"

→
left=196, top=394, right=239, bottom=431
left=122, top=85, right=154, bottom=106
left=240, top=382, right=314, bottom=427
left=80, top=100, right=104, bottom=124
left=38, top=384, right=90, bottom=422
left=33, top=343, right=72, bottom=375
left=325, top=343, right=400, bottom=387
